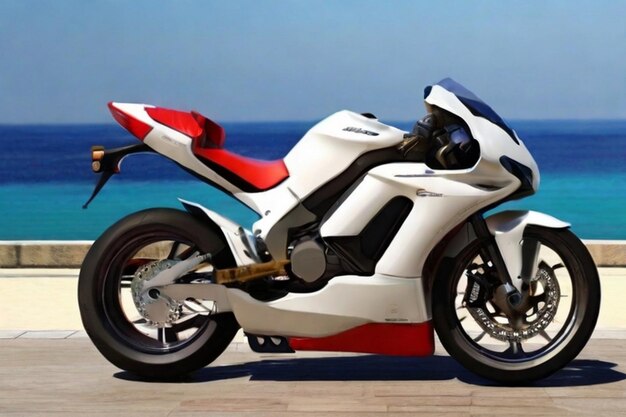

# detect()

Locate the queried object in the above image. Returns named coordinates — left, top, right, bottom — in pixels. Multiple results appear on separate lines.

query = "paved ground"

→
left=1, top=268, right=626, bottom=416
left=0, top=338, right=625, bottom=416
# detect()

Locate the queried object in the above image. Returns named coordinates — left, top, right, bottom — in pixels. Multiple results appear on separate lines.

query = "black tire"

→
left=78, top=208, right=240, bottom=379
left=432, top=226, right=601, bottom=384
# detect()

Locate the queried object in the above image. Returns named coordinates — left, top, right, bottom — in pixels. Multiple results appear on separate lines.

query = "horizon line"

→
left=2, top=117, right=626, bottom=127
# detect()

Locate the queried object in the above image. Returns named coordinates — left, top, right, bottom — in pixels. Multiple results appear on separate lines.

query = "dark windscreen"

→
left=429, top=78, right=518, bottom=144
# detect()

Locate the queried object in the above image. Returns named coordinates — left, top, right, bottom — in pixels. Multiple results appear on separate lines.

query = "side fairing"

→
left=226, top=274, right=430, bottom=337
left=319, top=162, right=521, bottom=277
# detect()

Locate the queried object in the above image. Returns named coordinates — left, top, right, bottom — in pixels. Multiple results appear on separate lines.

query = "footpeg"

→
left=245, top=333, right=295, bottom=353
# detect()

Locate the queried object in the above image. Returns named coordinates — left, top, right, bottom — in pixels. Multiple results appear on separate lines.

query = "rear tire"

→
left=433, top=226, right=600, bottom=383
left=78, top=208, right=239, bottom=379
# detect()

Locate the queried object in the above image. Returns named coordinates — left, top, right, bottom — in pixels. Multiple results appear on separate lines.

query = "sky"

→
left=1, top=0, right=625, bottom=123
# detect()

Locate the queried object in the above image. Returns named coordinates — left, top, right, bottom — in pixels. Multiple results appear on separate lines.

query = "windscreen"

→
left=426, top=78, right=518, bottom=144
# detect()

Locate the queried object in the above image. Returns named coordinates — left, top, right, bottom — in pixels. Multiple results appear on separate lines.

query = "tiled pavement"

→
left=1, top=338, right=625, bottom=416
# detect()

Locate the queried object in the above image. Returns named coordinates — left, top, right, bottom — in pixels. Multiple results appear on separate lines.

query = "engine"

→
left=289, top=237, right=327, bottom=283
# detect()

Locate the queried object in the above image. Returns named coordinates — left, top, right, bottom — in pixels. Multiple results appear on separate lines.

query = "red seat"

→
left=145, top=106, right=289, bottom=192
left=193, top=148, right=289, bottom=192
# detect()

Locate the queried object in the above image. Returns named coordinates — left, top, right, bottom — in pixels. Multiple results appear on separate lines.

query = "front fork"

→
left=471, top=210, right=571, bottom=310
left=469, top=214, right=525, bottom=307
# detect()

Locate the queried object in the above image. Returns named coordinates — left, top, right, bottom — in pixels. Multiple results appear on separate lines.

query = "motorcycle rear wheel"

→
left=78, top=208, right=239, bottom=379
left=432, top=225, right=600, bottom=383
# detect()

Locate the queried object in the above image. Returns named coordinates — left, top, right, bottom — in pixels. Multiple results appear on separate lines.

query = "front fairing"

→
left=424, top=78, right=540, bottom=194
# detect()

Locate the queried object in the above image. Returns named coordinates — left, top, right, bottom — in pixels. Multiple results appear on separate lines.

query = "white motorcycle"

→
left=79, top=78, right=600, bottom=383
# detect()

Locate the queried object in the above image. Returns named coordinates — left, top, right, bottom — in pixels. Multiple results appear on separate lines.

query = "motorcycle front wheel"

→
left=432, top=225, right=600, bottom=383
left=78, top=208, right=239, bottom=379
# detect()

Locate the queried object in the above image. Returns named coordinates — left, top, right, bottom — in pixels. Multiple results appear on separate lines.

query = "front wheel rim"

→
left=449, top=231, right=589, bottom=369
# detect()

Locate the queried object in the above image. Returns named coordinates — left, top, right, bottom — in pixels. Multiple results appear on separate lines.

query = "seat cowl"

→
left=145, top=107, right=225, bottom=148
left=108, top=102, right=153, bottom=140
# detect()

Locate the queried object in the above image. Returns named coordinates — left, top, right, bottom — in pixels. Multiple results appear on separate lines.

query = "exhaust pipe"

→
left=215, top=260, right=289, bottom=285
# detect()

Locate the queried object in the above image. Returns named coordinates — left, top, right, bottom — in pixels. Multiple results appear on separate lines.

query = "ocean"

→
left=0, top=120, right=624, bottom=240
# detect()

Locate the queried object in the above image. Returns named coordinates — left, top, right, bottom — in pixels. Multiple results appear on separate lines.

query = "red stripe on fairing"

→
left=288, top=322, right=435, bottom=356
left=194, top=148, right=289, bottom=191
left=108, top=102, right=152, bottom=140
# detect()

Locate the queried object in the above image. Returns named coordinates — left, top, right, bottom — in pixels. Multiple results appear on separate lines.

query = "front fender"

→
left=485, top=210, right=570, bottom=290
left=179, top=199, right=261, bottom=266
left=424, top=210, right=570, bottom=316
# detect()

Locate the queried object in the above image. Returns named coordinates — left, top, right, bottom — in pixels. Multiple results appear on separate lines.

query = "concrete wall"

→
left=0, top=241, right=93, bottom=268
left=0, top=240, right=624, bottom=268
left=584, top=240, right=626, bottom=267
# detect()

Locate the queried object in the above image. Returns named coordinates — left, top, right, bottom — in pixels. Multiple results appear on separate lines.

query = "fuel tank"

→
left=283, top=110, right=405, bottom=199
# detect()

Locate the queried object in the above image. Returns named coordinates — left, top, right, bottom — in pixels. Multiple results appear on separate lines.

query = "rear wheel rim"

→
left=100, top=231, right=217, bottom=354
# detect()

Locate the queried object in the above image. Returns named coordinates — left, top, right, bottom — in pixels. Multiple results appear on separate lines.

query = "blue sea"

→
left=0, top=120, right=625, bottom=240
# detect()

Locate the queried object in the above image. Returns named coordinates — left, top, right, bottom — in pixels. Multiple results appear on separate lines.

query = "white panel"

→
left=178, top=199, right=259, bottom=266
left=284, top=110, right=405, bottom=199
left=226, top=274, right=429, bottom=337
left=237, top=183, right=300, bottom=234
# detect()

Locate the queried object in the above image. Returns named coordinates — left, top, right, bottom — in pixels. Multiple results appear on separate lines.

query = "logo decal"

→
left=416, top=189, right=443, bottom=197
left=343, top=126, right=379, bottom=136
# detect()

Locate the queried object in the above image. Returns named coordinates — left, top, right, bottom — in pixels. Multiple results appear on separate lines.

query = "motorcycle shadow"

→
left=115, top=355, right=625, bottom=387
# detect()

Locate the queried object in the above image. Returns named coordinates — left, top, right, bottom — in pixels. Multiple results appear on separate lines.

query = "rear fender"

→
left=179, top=199, right=261, bottom=266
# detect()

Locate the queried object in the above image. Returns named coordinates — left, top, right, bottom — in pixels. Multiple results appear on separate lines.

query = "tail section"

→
left=107, top=102, right=289, bottom=199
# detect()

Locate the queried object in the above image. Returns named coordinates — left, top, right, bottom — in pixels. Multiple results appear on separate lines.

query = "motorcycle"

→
left=78, top=78, right=600, bottom=383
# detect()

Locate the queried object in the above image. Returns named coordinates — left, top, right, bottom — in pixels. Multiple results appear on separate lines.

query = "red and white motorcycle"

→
left=79, top=78, right=600, bottom=383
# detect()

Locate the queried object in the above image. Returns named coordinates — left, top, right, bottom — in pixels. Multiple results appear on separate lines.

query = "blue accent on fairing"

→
left=429, top=78, right=519, bottom=144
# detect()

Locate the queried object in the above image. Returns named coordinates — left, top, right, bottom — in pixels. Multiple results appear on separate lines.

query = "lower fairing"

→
left=226, top=274, right=430, bottom=338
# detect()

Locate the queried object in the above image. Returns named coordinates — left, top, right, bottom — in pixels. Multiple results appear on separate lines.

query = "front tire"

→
left=433, top=226, right=600, bottom=383
left=78, top=208, right=239, bottom=379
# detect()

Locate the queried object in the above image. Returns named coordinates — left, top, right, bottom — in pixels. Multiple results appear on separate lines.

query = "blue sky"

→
left=1, top=0, right=625, bottom=123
